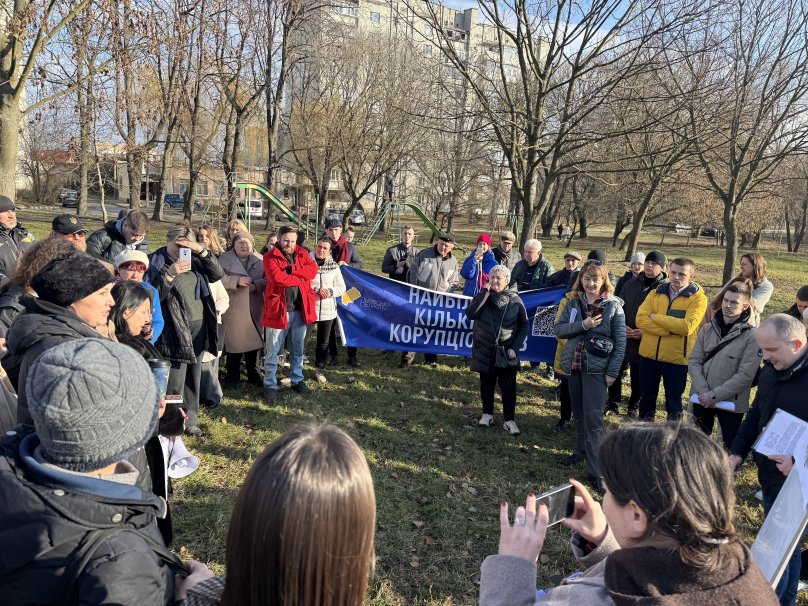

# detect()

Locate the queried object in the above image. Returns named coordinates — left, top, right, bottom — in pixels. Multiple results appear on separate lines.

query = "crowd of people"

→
left=0, top=195, right=802, bottom=604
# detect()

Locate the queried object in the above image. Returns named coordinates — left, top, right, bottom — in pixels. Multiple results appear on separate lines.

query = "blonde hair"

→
left=197, top=224, right=225, bottom=256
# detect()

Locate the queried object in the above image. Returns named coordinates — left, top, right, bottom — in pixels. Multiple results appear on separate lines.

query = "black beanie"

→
left=645, top=250, right=667, bottom=268
left=31, top=252, right=115, bottom=307
left=587, top=249, right=607, bottom=263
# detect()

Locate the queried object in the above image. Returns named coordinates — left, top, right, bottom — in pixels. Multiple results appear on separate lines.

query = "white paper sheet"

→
left=753, top=409, right=808, bottom=458
left=689, top=393, right=737, bottom=412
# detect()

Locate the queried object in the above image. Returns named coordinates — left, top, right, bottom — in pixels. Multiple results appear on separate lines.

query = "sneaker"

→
left=561, top=453, right=583, bottom=466
left=478, top=413, right=494, bottom=427
left=545, top=368, right=555, bottom=381
left=626, top=408, right=638, bottom=419
left=754, top=490, right=763, bottom=502
left=503, top=420, right=521, bottom=436
left=279, top=377, right=292, bottom=387
left=292, top=381, right=311, bottom=394
left=348, top=358, right=361, bottom=368
left=429, top=361, right=438, bottom=368
left=797, top=580, right=808, bottom=593
left=278, top=354, right=290, bottom=368
left=302, top=355, right=309, bottom=364
left=264, top=388, right=278, bottom=405
left=315, top=369, right=327, bottom=384
left=605, top=405, right=619, bottom=417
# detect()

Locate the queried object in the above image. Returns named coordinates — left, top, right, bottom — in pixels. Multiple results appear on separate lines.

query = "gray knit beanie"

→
left=27, top=339, right=159, bottom=472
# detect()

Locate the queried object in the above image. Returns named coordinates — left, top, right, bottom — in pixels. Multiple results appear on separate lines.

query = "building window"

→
left=195, top=180, right=208, bottom=195
left=422, top=44, right=432, bottom=56
left=424, top=24, right=432, bottom=36
left=330, top=168, right=340, bottom=182
left=370, top=11, right=380, bottom=23
left=331, top=3, right=358, bottom=17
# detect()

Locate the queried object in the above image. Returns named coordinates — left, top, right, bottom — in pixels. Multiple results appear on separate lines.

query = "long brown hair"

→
left=2, top=237, right=76, bottom=294
left=221, top=424, right=376, bottom=606
left=196, top=224, right=225, bottom=256
left=599, top=423, right=739, bottom=574
left=740, top=252, right=767, bottom=286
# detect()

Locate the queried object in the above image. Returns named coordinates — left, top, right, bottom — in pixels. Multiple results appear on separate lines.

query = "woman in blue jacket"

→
left=461, top=234, right=497, bottom=296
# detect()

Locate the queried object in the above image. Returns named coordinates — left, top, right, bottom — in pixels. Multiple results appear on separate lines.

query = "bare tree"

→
left=0, top=0, right=97, bottom=198
left=671, top=0, right=808, bottom=281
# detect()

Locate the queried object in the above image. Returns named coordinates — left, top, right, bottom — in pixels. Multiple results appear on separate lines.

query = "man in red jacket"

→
left=262, top=226, right=318, bottom=404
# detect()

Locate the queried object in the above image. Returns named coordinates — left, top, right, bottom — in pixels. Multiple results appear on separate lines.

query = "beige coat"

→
left=220, top=250, right=265, bottom=353
left=689, top=312, right=760, bottom=413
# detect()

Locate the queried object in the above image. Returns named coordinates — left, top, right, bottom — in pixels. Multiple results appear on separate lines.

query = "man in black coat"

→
left=730, top=314, right=808, bottom=605
left=0, top=195, right=34, bottom=282
left=381, top=225, right=418, bottom=282
left=86, top=210, right=150, bottom=263
left=783, top=285, right=808, bottom=320
left=606, top=250, right=667, bottom=417
left=0, top=339, right=209, bottom=605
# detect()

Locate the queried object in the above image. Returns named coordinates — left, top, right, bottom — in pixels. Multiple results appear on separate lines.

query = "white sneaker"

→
left=754, top=490, right=763, bottom=502
left=503, top=420, right=521, bottom=436
left=315, top=369, right=327, bottom=384
left=478, top=414, right=494, bottom=427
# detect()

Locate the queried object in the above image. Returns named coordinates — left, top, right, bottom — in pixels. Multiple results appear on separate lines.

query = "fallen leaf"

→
left=412, top=520, right=425, bottom=528
left=540, top=554, right=550, bottom=564
left=410, top=557, right=420, bottom=568
left=425, top=536, right=436, bottom=545
left=220, top=417, right=227, bottom=424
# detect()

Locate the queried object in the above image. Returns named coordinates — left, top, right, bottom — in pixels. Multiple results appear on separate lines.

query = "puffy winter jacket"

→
left=465, top=288, right=529, bottom=372
left=2, top=296, right=104, bottom=426
left=0, top=285, right=26, bottom=338
left=460, top=249, right=497, bottom=296
left=0, top=223, right=34, bottom=283
left=688, top=309, right=759, bottom=413
left=86, top=219, right=149, bottom=263
left=731, top=349, right=808, bottom=501
left=408, top=246, right=458, bottom=293
left=555, top=293, right=626, bottom=378
left=0, top=428, right=177, bottom=606
left=619, top=272, right=667, bottom=363
left=262, top=245, right=318, bottom=329
left=310, top=254, right=346, bottom=322
left=636, top=282, right=708, bottom=366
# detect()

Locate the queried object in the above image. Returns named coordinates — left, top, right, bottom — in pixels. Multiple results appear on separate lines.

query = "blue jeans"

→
left=763, top=492, right=803, bottom=606
left=638, top=358, right=688, bottom=421
left=264, top=312, right=308, bottom=389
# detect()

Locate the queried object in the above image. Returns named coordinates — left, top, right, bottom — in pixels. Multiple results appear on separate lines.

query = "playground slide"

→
left=403, top=203, right=442, bottom=237
left=233, top=182, right=300, bottom=223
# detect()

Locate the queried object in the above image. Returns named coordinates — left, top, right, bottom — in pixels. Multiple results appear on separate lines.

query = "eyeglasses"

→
left=584, top=260, right=604, bottom=267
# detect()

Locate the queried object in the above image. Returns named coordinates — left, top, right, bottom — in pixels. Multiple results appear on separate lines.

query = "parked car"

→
left=349, top=208, right=366, bottom=225
left=700, top=226, right=719, bottom=237
left=163, top=194, right=201, bottom=210
left=58, top=188, right=78, bottom=207
left=237, top=200, right=265, bottom=220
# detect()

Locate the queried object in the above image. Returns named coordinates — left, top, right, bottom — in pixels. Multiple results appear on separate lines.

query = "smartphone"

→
left=179, top=247, right=192, bottom=264
left=476, top=244, right=484, bottom=254
left=535, top=483, right=576, bottom=526
left=592, top=305, right=604, bottom=318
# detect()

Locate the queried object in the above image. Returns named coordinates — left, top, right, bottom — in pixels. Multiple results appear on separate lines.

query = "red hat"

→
left=477, top=234, right=491, bottom=246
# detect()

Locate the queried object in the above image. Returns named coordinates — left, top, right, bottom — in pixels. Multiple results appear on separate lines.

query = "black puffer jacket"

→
left=466, top=288, right=529, bottom=373
left=2, top=296, right=102, bottom=426
left=145, top=249, right=224, bottom=364
left=0, top=223, right=34, bottom=282
left=0, top=428, right=177, bottom=605
left=618, top=272, right=667, bottom=363
left=731, top=350, right=808, bottom=501
left=86, top=219, right=149, bottom=263
left=0, top=285, right=25, bottom=338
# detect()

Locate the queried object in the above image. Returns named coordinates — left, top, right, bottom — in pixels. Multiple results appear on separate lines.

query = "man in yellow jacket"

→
left=635, top=257, right=707, bottom=421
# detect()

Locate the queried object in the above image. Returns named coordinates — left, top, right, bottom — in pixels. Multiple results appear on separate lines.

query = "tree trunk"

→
left=722, top=202, right=738, bottom=284
left=785, top=206, right=793, bottom=252
left=578, top=208, right=588, bottom=239
left=751, top=230, right=762, bottom=249
left=152, top=142, right=173, bottom=222
left=126, top=152, right=141, bottom=210
left=0, top=95, right=20, bottom=199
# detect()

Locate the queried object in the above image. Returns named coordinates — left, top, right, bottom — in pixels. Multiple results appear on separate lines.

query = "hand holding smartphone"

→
left=535, top=483, right=576, bottom=526
left=591, top=305, right=604, bottom=318
left=179, top=247, right=192, bottom=264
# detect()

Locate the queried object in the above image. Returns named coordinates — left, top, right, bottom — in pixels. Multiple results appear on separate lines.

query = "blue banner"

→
left=336, top=267, right=565, bottom=363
